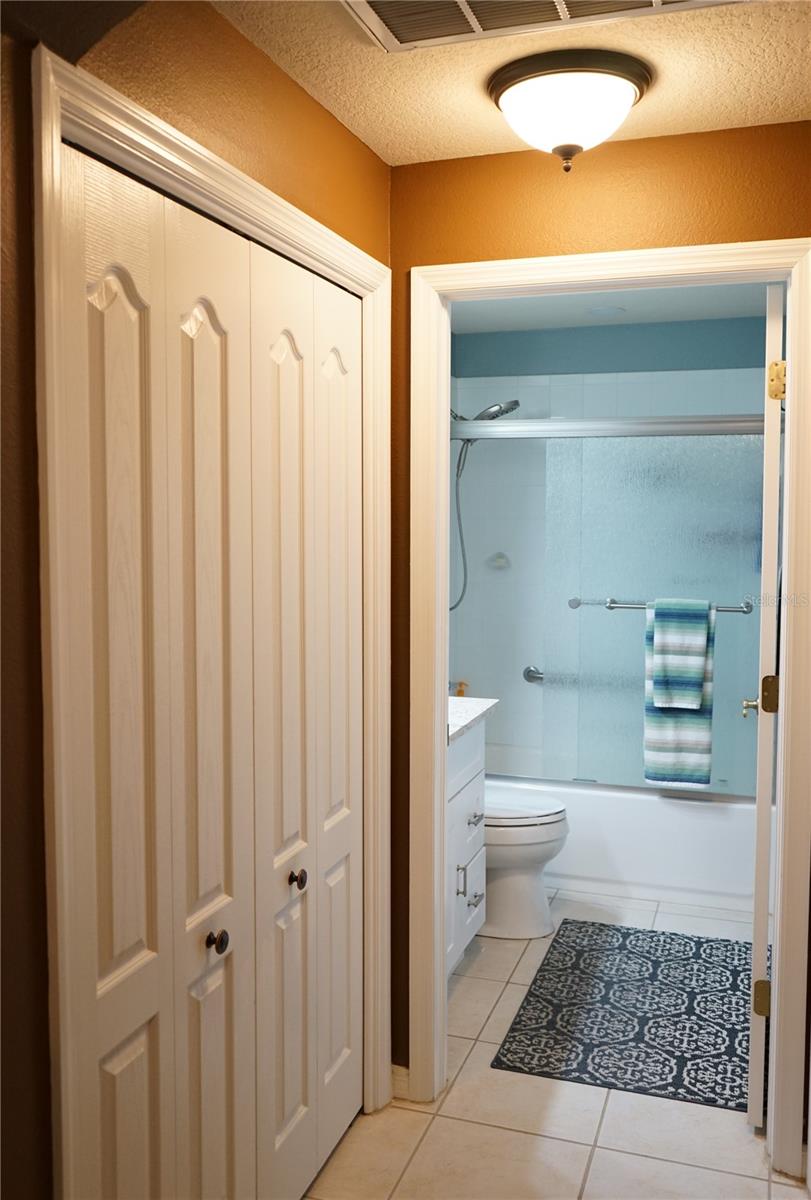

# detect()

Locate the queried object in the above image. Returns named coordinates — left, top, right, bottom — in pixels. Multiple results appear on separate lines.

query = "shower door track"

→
left=450, top=414, right=764, bottom=440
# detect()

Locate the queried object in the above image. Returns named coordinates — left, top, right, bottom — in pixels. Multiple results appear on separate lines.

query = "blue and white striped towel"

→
left=644, top=602, right=716, bottom=787
left=652, top=599, right=711, bottom=710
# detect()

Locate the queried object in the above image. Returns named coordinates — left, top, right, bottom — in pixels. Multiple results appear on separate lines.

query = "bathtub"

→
left=485, top=774, right=757, bottom=912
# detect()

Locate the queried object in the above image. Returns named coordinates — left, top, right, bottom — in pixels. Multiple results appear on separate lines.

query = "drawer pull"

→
left=467, top=811, right=485, bottom=827
left=456, top=864, right=468, bottom=897
left=467, top=892, right=484, bottom=910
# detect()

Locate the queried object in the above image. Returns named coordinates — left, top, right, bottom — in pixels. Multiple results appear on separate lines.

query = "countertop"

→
left=448, top=696, right=499, bottom=743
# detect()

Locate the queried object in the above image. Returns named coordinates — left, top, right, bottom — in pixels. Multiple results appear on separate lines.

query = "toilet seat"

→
left=485, top=795, right=566, bottom=828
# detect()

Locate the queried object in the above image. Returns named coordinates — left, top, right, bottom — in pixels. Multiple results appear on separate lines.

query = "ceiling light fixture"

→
left=488, top=49, right=652, bottom=173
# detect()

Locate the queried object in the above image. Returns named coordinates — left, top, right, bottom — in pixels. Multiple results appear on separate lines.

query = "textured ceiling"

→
left=452, top=283, right=768, bottom=333
left=213, top=0, right=811, bottom=165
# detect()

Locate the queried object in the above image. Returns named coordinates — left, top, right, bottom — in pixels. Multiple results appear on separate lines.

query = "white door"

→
left=252, top=247, right=364, bottom=1199
left=53, top=146, right=177, bottom=1198
left=312, top=275, right=364, bottom=1165
left=252, top=245, right=319, bottom=1200
left=747, top=283, right=785, bottom=1128
left=164, top=199, right=257, bottom=1197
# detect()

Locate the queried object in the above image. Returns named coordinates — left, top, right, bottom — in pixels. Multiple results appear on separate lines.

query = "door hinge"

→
left=761, top=674, right=779, bottom=714
left=768, top=360, right=786, bottom=400
left=753, top=978, right=771, bottom=1018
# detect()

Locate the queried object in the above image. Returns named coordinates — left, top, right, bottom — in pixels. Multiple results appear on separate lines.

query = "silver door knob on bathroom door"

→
left=742, top=698, right=759, bottom=718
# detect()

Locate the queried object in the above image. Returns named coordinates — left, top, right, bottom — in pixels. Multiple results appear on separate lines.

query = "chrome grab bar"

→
left=523, top=665, right=544, bottom=683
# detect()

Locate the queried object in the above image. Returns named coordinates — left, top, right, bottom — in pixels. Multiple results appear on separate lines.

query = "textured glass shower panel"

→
left=543, top=435, right=762, bottom=795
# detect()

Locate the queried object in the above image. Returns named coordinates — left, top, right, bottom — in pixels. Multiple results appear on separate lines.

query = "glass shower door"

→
left=543, top=434, right=764, bottom=795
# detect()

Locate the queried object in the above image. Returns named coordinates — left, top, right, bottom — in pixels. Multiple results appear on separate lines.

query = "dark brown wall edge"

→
left=1, top=31, right=53, bottom=1200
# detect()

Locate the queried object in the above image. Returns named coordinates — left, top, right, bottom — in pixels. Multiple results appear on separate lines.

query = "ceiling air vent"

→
left=342, top=0, right=744, bottom=51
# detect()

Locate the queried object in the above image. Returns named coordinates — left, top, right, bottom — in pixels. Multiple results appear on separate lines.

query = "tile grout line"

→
left=385, top=1104, right=437, bottom=1200
left=432, top=1108, right=602, bottom=1151
left=449, top=976, right=509, bottom=1044
left=578, top=1089, right=611, bottom=1200
left=596, top=1143, right=771, bottom=1185
left=393, top=1107, right=778, bottom=1191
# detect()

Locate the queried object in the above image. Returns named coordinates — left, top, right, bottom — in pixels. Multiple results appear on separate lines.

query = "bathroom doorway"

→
left=407, top=239, right=811, bottom=1179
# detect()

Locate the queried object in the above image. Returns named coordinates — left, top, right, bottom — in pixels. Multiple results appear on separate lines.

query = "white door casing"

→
left=409, top=241, right=811, bottom=1179
left=746, top=283, right=784, bottom=1128
left=164, top=198, right=257, bottom=1198
left=52, top=144, right=177, bottom=1199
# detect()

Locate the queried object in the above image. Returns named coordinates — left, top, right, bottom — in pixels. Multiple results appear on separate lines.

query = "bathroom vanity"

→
left=446, top=697, right=498, bottom=973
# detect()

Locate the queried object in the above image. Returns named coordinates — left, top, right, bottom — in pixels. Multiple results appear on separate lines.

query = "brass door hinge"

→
left=761, top=675, right=779, bottom=714
left=753, top=978, right=771, bottom=1018
left=768, top=360, right=786, bottom=400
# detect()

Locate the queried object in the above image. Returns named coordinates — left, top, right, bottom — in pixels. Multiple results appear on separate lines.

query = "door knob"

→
left=205, top=929, right=230, bottom=955
left=742, top=698, right=759, bottom=718
left=288, top=868, right=308, bottom=891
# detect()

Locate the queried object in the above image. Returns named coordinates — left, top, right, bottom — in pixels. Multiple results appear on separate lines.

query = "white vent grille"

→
left=342, top=0, right=744, bottom=51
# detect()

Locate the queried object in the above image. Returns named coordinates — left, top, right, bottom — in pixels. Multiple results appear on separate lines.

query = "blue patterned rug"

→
left=492, top=918, right=752, bottom=1111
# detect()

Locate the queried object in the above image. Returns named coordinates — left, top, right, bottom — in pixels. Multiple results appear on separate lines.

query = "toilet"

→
left=480, top=785, right=569, bottom=940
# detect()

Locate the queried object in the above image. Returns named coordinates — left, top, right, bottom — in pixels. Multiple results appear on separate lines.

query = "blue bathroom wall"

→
left=451, top=317, right=765, bottom=377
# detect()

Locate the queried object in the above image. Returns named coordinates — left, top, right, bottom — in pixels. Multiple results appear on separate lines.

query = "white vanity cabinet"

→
left=446, top=702, right=496, bottom=974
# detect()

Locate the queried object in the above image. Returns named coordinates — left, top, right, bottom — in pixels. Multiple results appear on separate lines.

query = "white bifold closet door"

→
left=54, top=143, right=178, bottom=1200
left=52, top=146, right=362, bottom=1200
left=251, top=245, right=363, bottom=1200
left=163, top=198, right=257, bottom=1198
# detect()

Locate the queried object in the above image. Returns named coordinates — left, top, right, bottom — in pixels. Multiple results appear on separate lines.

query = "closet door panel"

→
left=313, top=277, right=364, bottom=1164
left=55, top=147, right=175, bottom=1198
left=251, top=244, right=319, bottom=1200
left=165, top=199, right=256, bottom=1200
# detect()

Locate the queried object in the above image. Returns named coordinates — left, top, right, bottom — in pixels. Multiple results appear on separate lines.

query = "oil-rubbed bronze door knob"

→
left=288, top=868, right=308, bottom=891
left=205, top=929, right=230, bottom=955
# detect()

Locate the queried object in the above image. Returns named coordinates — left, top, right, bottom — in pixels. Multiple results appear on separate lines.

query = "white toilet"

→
left=480, top=785, right=569, bottom=940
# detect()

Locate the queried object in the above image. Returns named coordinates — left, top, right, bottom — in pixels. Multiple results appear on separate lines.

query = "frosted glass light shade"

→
left=497, top=71, right=639, bottom=154
left=488, top=51, right=652, bottom=170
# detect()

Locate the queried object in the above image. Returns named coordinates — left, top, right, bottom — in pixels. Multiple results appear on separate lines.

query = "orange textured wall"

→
left=387, top=120, right=811, bottom=1064
left=2, top=7, right=391, bottom=1189
left=80, top=1, right=390, bottom=264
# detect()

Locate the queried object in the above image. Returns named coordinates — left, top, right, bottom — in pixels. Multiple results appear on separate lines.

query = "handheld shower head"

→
left=473, top=399, right=520, bottom=421
left=450, top=398, right=519, bottom=611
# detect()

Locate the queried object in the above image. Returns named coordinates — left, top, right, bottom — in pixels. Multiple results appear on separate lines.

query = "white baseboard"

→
left=391, top=1064, right=410, bottom=1100
left=546, top=872, right=753, bottom=915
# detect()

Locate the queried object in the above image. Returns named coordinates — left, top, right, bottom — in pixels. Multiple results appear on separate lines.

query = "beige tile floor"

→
left=309, top=886, right=808, bottom=1200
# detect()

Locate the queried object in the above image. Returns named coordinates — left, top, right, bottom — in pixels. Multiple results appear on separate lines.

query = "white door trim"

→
left=409, top=239, right=811, bottom=1177
left=33, top=47, right=392, bottom=1195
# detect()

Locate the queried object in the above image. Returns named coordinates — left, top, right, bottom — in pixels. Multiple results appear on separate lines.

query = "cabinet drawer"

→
left=447, top=722, right=485, bottom=800
left=459, top=846, right=486, bottom=944
left=448, top=770, right=485, bottom=868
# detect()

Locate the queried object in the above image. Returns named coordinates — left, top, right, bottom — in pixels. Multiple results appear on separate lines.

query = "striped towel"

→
left=652, top=599, right=711, bottom=709
left=644, top=603, right=716, bottom=787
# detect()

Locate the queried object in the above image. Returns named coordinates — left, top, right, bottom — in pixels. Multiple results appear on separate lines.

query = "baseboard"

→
left=546, top=873, right=754, bottom=915
left=391, top=1063, right=410, bottom=1100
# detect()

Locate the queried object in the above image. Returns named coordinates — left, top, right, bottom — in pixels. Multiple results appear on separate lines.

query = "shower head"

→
left=472, top=399, right=520, bottom=421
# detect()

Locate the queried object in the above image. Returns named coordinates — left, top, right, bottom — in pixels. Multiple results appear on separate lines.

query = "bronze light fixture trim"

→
left=488, top=49, right=653, bottom=172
